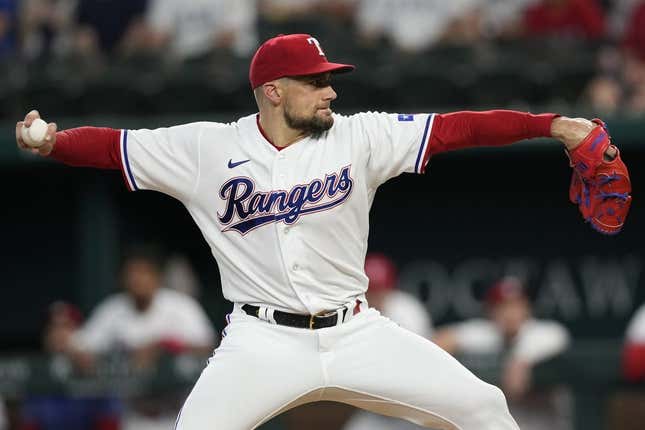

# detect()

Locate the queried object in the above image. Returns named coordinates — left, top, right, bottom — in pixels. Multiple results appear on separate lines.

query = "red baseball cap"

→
left=484, top=276, right=526, bottom=306
left=365, top=253, right=398, bottom=292
left=48, top=301, right=83, bottom=326
left=249, top=33, right=355, bottom=89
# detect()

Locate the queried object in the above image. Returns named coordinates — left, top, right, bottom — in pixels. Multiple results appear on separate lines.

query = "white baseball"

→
left=21, top=124, right=36, bottom=147
left=25, top=118, right=49, bottom=147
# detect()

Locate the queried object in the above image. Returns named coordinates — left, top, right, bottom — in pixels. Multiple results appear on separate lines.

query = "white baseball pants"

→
left=175, top=304, right=519, bottom=430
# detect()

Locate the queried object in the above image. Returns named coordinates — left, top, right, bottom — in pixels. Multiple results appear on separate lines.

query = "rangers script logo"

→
left=218, top=165, right=353, bottom=234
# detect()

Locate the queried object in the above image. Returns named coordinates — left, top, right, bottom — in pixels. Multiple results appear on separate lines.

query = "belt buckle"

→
left=309, top=309, right=334, bottom=329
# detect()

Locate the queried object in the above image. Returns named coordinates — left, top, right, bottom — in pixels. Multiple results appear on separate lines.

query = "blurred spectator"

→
left=58, top=246, right=216, bottom=430
left=476, top=0, right=541, bottom=40
left=433, top=276, right=571, bottom=430
left=622, top=0, right=645, bottom=111
left=259, top=0, right=356, bottom=21
left=258, top=0, right=355, bottom=64
left=523, top=0, right=607, bottom=40
left=43, top=301, right=83, bottom=354
left=19, top=301, right=122, bottom=430
left=608, top=0, right=640, bottom=37
left=586, top=0, right=645, bottom=113
left=19, top=0, right=76, bottom=62
left=623, top=303, right=645, bottom=381
left=342, top=253, right=432, bottom=430
left=67, top=245, right=216, bottom=370
left=163, top=254, right=201, bottom=298
left=362, top=252, right=432, bottom=338
left=0, top=0, right=17, bottom=58
left=73, top=0, right=148, bottom=57
left=623, top=0, right=645, bottom=58
left=132, top=0, right=257, bottom=61
left=260, top=0, right=325, bottom=21
left=585, top=66, right=624, bottom=113
left=354, top=0, right=483, bottom=52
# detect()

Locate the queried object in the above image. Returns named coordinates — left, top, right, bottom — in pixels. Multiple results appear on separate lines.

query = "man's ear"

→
left=263, top=82, right=282, bottom=106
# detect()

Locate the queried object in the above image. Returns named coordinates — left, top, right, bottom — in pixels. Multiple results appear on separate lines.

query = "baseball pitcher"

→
left=15, top=34, right=631, bottom=430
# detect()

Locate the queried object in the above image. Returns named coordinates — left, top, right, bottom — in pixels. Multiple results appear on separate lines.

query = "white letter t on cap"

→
left=307, top=37, right=325, bottom=56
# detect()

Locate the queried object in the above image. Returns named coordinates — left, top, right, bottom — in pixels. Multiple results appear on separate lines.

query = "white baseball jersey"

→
left=72, top=288, right=215, bottom=352
left=443, top=318, right=570, bottom=364
left=146, top=0, right=257, bottom=59
left=626, top=304, right=645, bottom=342
left=356, top=0, right=481, bottom=51
left=435, top=318, right=572, bottom=430
left=381, top=290, right=433, bottom=339
left=119, top=112, right=435, bottom=313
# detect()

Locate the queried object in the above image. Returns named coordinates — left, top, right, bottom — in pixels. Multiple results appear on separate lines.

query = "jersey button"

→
left=292, top=263, right=299, bottom=271
left=284, top=226, right=290, bottom=234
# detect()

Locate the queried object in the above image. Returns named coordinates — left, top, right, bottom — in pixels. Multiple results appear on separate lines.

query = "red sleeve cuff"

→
left=529, top=113, right=558, bottom=138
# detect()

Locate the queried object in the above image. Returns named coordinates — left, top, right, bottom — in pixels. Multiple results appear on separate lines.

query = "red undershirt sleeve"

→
left=49, top=126, right=132, bottom=188
left=50, top=127, right=122, bottom=169
left=426, top=110, right=558, bottom=159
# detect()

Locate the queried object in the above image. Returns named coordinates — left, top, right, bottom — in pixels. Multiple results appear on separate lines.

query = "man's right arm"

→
left=15, top=110, right=122, bottom=168
left=16, top=110, right=205, bottom=200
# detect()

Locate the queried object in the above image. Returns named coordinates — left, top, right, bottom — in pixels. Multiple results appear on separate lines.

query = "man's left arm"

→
left=428, top=110, right=599, bottom=154
left=428, top=110, right=632, bottom=234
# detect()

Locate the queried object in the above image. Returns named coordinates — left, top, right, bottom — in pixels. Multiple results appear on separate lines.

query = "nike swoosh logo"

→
left=228, top=159, right=250, bottom=169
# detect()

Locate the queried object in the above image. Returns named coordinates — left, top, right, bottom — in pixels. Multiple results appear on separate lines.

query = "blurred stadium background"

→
left=1, top=0, right=644, bottom=429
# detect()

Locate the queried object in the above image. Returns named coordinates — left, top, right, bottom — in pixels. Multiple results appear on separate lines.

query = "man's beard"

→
left=283, top=105, right=333, bottom=139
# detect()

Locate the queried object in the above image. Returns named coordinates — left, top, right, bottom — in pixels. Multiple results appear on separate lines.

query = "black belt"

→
left=242, top=302, right=359, bottom=330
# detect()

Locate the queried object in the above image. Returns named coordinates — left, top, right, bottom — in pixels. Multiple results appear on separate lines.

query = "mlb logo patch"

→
left=397, top=114, right=414, bottom=122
